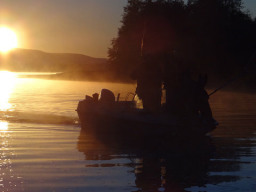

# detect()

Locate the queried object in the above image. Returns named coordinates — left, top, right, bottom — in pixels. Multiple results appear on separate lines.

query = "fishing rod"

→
left=140, top=21, right=147, bottom=57
left=208, top=72, right=246, bottom=96
left=208, top=51, right=256, bottom=96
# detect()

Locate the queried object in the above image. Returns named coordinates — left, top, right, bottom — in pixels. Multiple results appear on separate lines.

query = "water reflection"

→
left=77, top=127, right=246, bottom=191
left=0, top=71, right=16, bottom=111
left=78, top=103, right=256, bottom=192
left=0, top=121, right=24, bottom=191
left=0, top=121, right=8, bottom=132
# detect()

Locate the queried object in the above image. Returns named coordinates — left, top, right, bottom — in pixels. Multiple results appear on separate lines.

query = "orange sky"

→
left=0, top=0, right=127, bottom=58
left=0, top=0, right=255, bottom=58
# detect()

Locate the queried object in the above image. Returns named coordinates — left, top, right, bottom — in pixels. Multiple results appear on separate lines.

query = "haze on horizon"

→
left=0, top=0, right=255, bottom=58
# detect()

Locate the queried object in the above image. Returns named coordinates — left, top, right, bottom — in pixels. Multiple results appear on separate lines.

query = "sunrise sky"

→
left=0, top=0, right=255, bottom=58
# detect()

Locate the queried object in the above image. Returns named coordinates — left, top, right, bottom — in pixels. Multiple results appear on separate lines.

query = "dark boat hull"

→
left=76, top=100, right=217, bottom=138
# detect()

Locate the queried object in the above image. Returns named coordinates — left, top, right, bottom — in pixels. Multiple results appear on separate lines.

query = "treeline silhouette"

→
left=0, top=49, right=111, bottom=81
left=108, top=0, right=256, bottom=88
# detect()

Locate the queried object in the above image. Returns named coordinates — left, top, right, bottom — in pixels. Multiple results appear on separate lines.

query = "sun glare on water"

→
left=0, top=71, right=17, bottom=111
left=0, top=27, right=18, bottom=53
left=0, top=121, right=8, bottom=132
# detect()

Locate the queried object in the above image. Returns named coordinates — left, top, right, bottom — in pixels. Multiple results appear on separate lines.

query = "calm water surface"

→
left=1, top=73, right=256, bottom=192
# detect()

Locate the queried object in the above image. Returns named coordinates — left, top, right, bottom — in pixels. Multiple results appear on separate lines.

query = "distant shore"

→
left=13, top=71, right=256, bottom=94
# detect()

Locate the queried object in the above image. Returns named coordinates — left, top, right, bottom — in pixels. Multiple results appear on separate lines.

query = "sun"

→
left=0, top=27, right=18, bottom=53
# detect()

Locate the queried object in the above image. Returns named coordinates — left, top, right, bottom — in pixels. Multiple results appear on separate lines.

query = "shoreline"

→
left=15, top=73, right=256, bottom=95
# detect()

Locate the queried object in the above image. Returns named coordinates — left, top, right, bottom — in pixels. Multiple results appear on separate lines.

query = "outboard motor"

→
left=100, top=89, right=115, bottom=104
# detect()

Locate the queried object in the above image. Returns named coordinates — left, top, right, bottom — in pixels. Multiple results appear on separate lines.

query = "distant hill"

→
left=0, top=48, right=112, bottom=81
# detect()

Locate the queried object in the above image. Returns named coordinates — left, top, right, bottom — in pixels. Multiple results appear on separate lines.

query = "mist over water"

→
left=1, top=74, right=256, bottom=191
left=0, top=74, right=136, bottom=124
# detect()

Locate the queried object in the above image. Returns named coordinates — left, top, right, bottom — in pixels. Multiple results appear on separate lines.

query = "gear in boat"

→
left=76, top=89, right=218, bottom=136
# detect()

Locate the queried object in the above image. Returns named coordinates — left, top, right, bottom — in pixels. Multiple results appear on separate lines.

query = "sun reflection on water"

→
left=0, top=71, right=16, bottom=111
left=0, top=121, right=8, bottom=132
left=0, top=120, right=10, bottom=190
left=0, top=121, right=24, bottom=190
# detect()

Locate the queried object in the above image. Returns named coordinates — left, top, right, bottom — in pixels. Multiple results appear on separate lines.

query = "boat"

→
left=76, top=89, right=218, bottom=138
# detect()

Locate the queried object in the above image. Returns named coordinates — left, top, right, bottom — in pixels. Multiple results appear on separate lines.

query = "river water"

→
left=0, top=72, right=256, bottom=192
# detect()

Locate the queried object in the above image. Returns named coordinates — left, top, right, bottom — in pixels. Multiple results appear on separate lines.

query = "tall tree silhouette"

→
left=108, top=0, right=186, bottom=80
left=108, top=0, right=144, bottom=80
left=108, top=0, right=256, bottom=82
left=186, top=0, right=254, bottom=77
